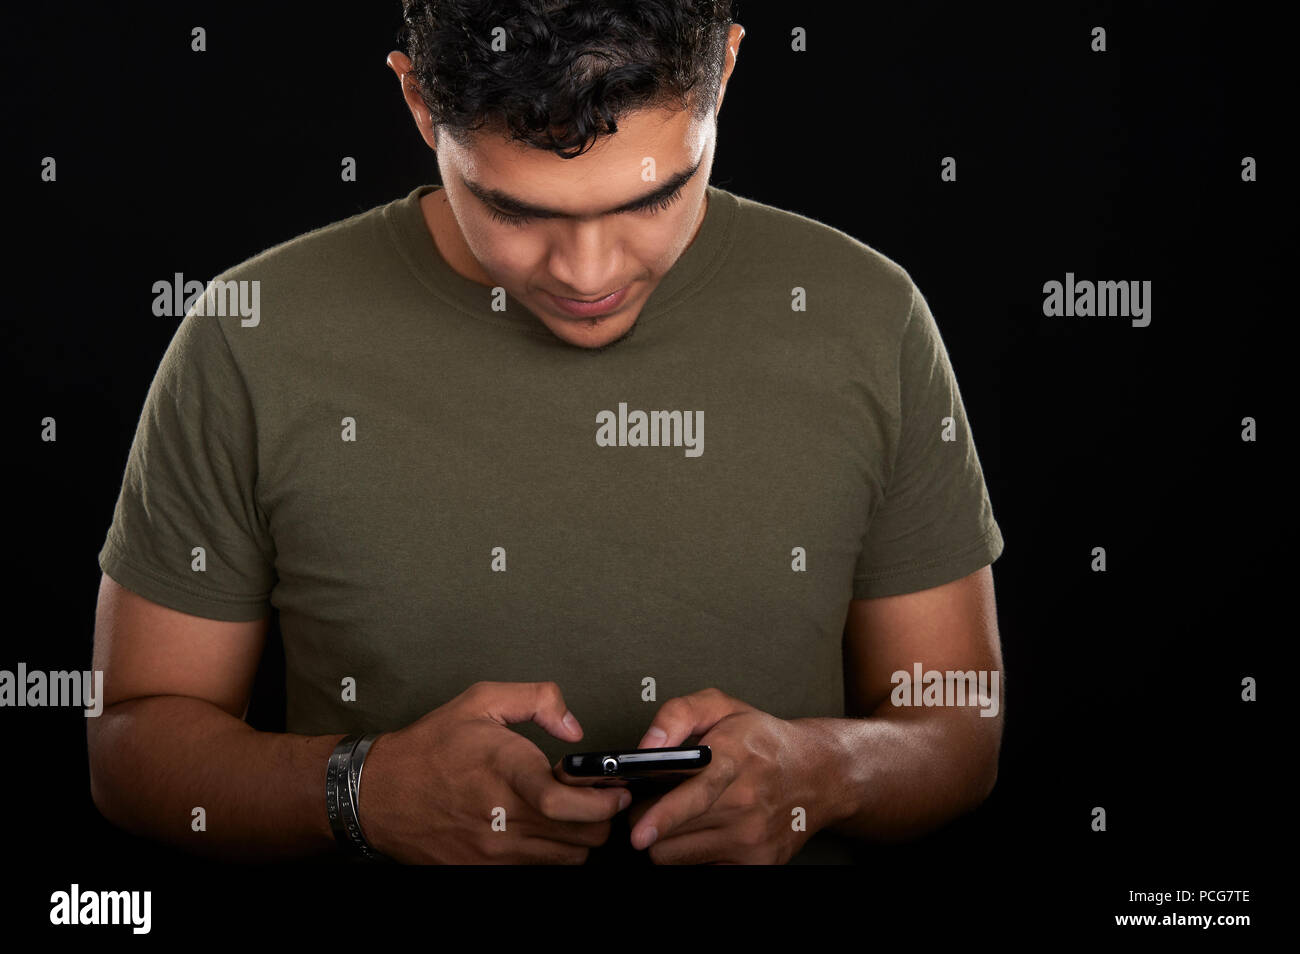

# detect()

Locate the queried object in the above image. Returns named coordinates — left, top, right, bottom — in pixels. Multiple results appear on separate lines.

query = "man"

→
left=90, top=0, right=1005, bottom=865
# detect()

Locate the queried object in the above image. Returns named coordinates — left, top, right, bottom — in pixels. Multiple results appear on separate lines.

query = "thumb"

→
left=474, top=680, right=583, bottom=742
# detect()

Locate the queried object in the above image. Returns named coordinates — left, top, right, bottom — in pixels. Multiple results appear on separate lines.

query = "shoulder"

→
left=720, top=186, right=918, bottom=355
left=213, top=196, right=396, bottom=287
left=184, top=193, right=410, bottom=356
left=725, top=188, right=915, bottom=309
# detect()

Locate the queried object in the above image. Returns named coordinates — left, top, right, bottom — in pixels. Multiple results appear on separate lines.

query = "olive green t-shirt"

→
left=98, top=183, right=1004, bottom=864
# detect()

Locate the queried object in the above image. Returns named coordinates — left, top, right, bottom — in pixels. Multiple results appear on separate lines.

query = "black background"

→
left=3, top=0, right=1279, bottom=938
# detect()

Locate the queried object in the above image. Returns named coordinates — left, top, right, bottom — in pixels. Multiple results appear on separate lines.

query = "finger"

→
left=491, top=834, right=592, bottom=865
left=625, top=791, right=665, bottom=828
left=517, top=816, right=615, bottom=849
left=647, top=828, right=739, bottom=865
left=629, top=796, right=718, bottom=841
left=458, top=783, right=615, bottom=849
left=629, top=759, right=736, bottom=850
left=636, top=688, right=752, bottom=749
left=512, top=764, right=632, bottom=823
left=470, top=680, right=584, bottom=743
left=485, top=787, right=620, bottom=847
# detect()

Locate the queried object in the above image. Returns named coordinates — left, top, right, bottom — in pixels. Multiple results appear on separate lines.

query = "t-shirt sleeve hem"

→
left=98, top=534, right=273, bottom=622
left=851, top=521, right=1004, bottom=600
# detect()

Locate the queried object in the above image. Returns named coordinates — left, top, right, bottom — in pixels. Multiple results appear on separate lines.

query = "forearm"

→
left=88, top=695, right=347, bottom=861
left=794, top=705, right=1001, bottom=842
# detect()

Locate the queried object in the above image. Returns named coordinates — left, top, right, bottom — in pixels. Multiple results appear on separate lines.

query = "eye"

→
left=487, top=206, right=532, bottom=228
left=484, top=184, right=686, bottom=228
left=637, top=185, right=685, bottom=215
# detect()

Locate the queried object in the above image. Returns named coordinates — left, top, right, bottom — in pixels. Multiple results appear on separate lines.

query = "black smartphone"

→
left=561, top=745, right=711, bottom=790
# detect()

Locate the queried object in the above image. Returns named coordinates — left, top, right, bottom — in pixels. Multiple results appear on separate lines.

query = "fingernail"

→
left=562, top=711, right=579, bottom=733
left=618, top=791, right=632, bottom=811
left=640, top=727, right=667, bottom=748
left=636, top=826, right=658, bottom=850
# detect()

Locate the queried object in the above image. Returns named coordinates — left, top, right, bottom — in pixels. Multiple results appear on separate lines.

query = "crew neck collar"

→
left=383, top=182, right=738, bottom=338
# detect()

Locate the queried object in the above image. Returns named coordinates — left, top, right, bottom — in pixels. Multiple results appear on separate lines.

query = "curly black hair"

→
left=396, top=0, right=735, bottom=159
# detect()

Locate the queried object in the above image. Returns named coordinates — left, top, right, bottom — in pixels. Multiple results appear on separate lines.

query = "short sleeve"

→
left=852, top=282, right=1004, bottom=598
left=98, top=307, right=276, bottom=621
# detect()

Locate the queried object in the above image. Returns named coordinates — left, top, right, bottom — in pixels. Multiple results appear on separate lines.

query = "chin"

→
left=550, top=312, right=638, bottom=350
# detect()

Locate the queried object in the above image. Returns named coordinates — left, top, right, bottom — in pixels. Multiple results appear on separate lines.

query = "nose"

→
left=547, top=218, right=624, bottom=298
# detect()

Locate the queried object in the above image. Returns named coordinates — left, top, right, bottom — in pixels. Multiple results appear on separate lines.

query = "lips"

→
left=546, top=284, right=631, bottom=318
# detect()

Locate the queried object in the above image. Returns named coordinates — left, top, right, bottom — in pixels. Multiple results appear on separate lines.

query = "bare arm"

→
left=87, top=572, right=346, bottom=861
left=798, top=565, right=1004, bottom=841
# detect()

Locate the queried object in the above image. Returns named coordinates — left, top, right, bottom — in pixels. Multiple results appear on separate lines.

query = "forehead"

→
left=443, top=104, right=709, bottom=202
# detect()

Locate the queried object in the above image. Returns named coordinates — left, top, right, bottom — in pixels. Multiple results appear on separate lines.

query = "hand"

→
left=625, top=688, right=832, bottom=864
left=356, top=681, right=631, bottom=863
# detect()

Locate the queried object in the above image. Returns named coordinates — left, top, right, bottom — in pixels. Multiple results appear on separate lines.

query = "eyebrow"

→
left=460, top=154, right=705, bottom=220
